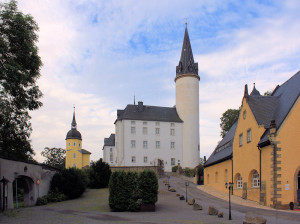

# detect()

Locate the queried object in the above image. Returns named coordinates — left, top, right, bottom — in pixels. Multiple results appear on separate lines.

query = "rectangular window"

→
left=73, top=153, right=76, bottom=158
left=247, top=129, right=252, bottom=143
left=143, top=141, right=148, bottom=149
left=131, top=127, right=136, bottom=134
left=131, top=121, right=135, bottom=125
left=132, top=156, right=136, bottom=163
left=143, top=127, right=148, bottom=135
left=170, top=123, right=175, bottom=127
left=144, top=156, right=148, bottom=163
left=155, top=128, right=160, bottom=135
left=131, top=140, right=136, bottom=148
left=110, top=148, right=113, bottom=152
left=110, top=153, right=113, bottom=162
left=239, top=133, right=243, bottom=146
left=171, top=142, right=175, bottom=149
left=170, top=128, right=175, bottom=136
left=155, top=122, right=160, bottom=126
left=143, top=121, right=147, bottom=125
left=156, top=141, right=160, bottom=149
left=171, top=158, right=175, bottom=165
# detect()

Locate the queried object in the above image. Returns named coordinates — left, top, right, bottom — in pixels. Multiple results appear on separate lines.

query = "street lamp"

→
left=167, top=175, right=170, bottom=190
left=14, top=172, right=18, bottom=209
left=225, top=182, right=233, bottom=220
left=185, top=181, right=189, bottom=202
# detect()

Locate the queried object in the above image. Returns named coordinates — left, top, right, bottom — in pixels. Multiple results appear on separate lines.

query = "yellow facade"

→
left=66, top=139, right=83, bottom=169
left=204, top=75, right=300, bottom=208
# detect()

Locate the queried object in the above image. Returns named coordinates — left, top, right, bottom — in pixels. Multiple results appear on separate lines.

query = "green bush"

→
left=109, top=170, right=159, bottom=211
left=139, top=170, right=158, bottom=204
left=184, top=168, right=196, bottom=177
left=36, top=196, right=48, bottom=206
left=196, top=164, right=204, bottom=185
left=89, top=159, right=111, bottom=188
left=172, top=165, right=178, bottom=172
left=51, top=168, right=88, bottom=199
left=47, top=188, right=66, bottom=202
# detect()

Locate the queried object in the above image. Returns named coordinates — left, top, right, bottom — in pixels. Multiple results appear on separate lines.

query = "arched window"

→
left=215, top=172, right=218, bottom=183
left=207, top=174, right=210, bottom=184
left=237, top=174, right=243, bottom=189
left=252, top=171, right=260, bottom=187
left=73, top=163, right=76, bottom=168
left=73, top=153, right=76, bottom=158
left=224, top=169, right=228, bottom=182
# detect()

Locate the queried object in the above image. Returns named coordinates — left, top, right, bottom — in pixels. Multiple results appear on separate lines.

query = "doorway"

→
left=12, top=175, right=35, bottom=208
left=297, top=171, right=300, bottom=203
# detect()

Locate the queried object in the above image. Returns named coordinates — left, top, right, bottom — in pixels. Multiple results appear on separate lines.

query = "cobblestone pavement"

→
left=0, top=175, right=300, bottom=224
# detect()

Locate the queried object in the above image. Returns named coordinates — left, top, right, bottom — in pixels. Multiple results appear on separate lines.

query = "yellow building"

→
left=65, top=109, right=91, bottom=169
left=204, top=71, right=300, bottom=209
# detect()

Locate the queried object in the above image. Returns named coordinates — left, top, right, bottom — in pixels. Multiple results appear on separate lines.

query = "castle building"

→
left=102, top=26, right=200, bottom=172
left=204, top=71, right=300, bottom=208
left=65, top=109, right=91, bottom=169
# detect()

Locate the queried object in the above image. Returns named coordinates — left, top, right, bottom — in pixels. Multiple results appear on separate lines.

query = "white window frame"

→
left=131, top=121, right=135, bottom=125
left=237, top=174, right=243, bottom=189
left=155, top=122, right=160, bottom=126
left=143, top=141, right=148, bottom=149
left=170, top=123, right=175, bottom=127
left=131, top=127, right=136, bottom=134
left=143, top=127, right=148, bottom=135
left=247, top=129, right=252, bottom=143
left=143, top=121, right=147, bottom=125
left=155, top=128, right=160, bottom=135
left=252, top=171, right=260, bottom=188
left=170, top=128, right=175, bottom=136
left=156, top=141, right=160, bottom=149
left=131, top=140, right=136, bottom=148
left=110, top=153, right=113, bottom=162
left=239, top=133, right=243, bottom=147
left=144, top=156, right=148, bottom=163
left=171, top=142, right=175, bottom=149
left=132, top=156, right=136, bottom=163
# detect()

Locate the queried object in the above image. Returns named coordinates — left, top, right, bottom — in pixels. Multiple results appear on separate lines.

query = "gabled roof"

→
left=104, top=134, right=115, bottom=147
left=258, top=71, right=300, bottom=147
left=115, top=103, right=183, bottom=123
left=204, top=120, right=238, bottom=167
left=176, top=25, right=198, bottom=78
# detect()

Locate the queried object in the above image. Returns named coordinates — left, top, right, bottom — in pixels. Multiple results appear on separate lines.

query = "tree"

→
left=264, top=90, right=272, bottom=96
left=41, top=147, right=66, bottom=169
left=0, top=0, right=43, bottom=161
left=88, top=158, right=111, bottom=188
left=220, top=109, right=239, bottom=138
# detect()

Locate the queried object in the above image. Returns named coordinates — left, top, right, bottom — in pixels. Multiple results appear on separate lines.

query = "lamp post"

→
left=167, top=175, right=170, bottom=190
left=14, top=172, right=18, bottom=209
left=225, top=182, right=233, bottom=220
left=185, top=181, right=189, bottom=202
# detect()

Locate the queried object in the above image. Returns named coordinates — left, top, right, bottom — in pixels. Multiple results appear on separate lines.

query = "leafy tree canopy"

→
left=220, top=108, right=239, bottom=138
left=0, top=0, right=42, bottom=162
left=41, top=147, right=65, bottom=169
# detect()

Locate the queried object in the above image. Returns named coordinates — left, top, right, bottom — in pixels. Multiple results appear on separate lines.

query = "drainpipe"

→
left=231, top=158, right=233, bottom=195
left=258, top=146, right=262, bottom=192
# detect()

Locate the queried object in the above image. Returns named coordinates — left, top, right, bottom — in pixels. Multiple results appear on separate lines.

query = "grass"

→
left=3, top=210, right=20, bottom=218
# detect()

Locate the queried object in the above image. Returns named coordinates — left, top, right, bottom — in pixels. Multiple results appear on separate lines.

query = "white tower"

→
left=175, top=25, right=200, bottom=168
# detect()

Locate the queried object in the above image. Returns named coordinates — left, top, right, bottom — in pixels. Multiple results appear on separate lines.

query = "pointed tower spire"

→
left=71, top=105, right=77, bottom=129
left=176, top=25, right=198, bottom=77
left=250, top=83, right=261, bottom=96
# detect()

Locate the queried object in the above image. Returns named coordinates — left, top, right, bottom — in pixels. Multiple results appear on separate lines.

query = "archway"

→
left=297, top=171, right=300, bottom=203
left=12, top=175, right=35, bottom=208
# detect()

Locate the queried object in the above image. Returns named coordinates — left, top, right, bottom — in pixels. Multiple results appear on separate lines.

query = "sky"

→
left=14, top=0, right=300, bottom=163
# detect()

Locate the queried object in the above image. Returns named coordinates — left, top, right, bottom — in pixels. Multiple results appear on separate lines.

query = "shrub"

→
left=172, top=165, right=178, bottom=172
left=51, top=168, right=88, bottom=199
left=184, top=168, right=196, bottom=177
left=89, top=159, right=111, bottom=188
left=139, top=170, right=158, bottom=204
left=36, top=196, right=48, bottom=206
left=109, top=171, right=139, bottom=211
left=47, top=188, right=66, bottom=202
left=196, top=164, right=204, bottom=185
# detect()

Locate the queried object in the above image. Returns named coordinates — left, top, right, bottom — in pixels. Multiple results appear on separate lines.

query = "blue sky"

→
left=17, top=0, right=300, bottom=162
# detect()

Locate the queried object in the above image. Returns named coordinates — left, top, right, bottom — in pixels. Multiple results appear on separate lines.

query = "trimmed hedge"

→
left=51, top=168, right=88, bottom=199
left=109, top=170, right=158, bottom=211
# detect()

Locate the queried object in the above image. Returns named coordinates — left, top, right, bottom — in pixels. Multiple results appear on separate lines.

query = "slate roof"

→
left=104, top=134, right=115, bottom=147
left=80, top=149, right=91, bottom=154
left=258, top=71, right=300, bottom=146
left=115, top=103, right=183, bottom=123
left=204, top=120, right=238, bottom=167
left=176, top=25, right=198, bottom=77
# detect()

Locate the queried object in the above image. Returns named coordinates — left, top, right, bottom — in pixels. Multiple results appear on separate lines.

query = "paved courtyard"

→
left=0, top=175, right=299, bottom=224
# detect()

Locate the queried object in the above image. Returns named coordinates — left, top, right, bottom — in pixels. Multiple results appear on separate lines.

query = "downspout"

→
left=231, top=157, right=233, bottom=195
left=258, top=146, right=262, bottom=192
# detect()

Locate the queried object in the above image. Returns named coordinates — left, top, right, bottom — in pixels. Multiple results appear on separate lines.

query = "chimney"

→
left=244, top=84, right=248, bottom=97
left=138, top=101, right=143, bottom=112
left=203, top=156, right=206, bottom=163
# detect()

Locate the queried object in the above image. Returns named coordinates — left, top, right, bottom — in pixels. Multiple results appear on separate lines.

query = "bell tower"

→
left=175, top=24, right=200, bottom=168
